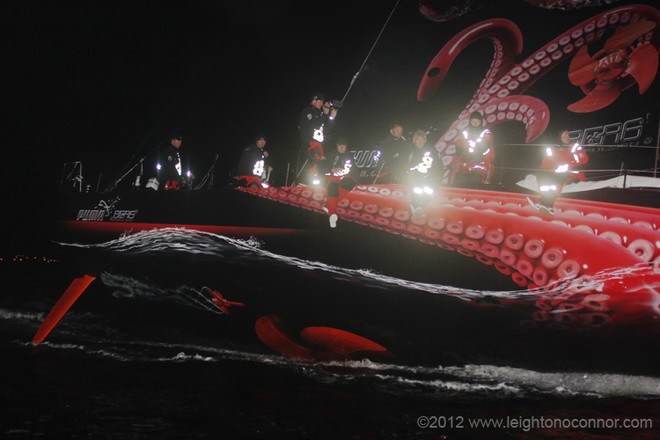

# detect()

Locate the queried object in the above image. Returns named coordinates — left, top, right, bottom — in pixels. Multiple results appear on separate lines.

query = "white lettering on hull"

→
left=76, top=209, right=106, bottom=221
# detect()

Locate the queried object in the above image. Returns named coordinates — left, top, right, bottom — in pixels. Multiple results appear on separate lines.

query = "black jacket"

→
left=321, top=150, right=358, bottom=178
left=405, top=144, right=444, bottom=186
left=237, top=144, right=269, bottom=177
left=377, top=134, right=408, bottom=180
left=157, top=144, right=183, bottom=181
left=298, top=105, right=334, bottom=147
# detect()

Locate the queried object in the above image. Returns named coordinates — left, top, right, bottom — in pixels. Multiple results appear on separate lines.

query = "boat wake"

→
left=56, top=227, right=538, bottom=301
left=19, top=227, right=656, bottom=381
left=55, top=228, right=660, bottom=315
left=7, top=329, right=660, bottom=399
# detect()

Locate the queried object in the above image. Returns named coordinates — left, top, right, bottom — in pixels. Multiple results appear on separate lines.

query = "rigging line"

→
left=174, top=81, right=232, bottom=130
left=115, top=85, right=184, bottom=181
left=158, top=23, right=298, bottom=147
left=115, top=87, right=186, bottom=180
left=114, top=80, right=231, bottom=185
left=340, top=0, right=401, bottom=104
left=655, top=113, right=660, bottom=178
left=500, top=165, right=659, bottom=174
left=115, top=23, right=235, bottom=180
left=495, top=143, right=659, bottom=150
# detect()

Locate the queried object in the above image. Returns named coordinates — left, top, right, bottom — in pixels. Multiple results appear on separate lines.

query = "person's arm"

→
left=237, top=145, right=256, bottom=176
left=481, top=130, right=495, bottom=161
left=320, top=106, right=338, bottom=137
left=263, top=150, right=273, bottom=173
left=298, top=107, right=317, bottom=143
left=454, top=133, right=468, bottom=157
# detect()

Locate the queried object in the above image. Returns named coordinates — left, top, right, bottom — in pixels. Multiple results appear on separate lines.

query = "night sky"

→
left=8, top=1, right=422, bottom=191
left=4, top=0, right=657, bottom=248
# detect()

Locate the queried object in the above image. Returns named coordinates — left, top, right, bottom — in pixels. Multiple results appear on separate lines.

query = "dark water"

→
left=2, top=229, right=659, bottom=439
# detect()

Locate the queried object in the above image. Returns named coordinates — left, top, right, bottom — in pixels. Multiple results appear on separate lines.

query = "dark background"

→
left=3, top=0, right=658, bottom=251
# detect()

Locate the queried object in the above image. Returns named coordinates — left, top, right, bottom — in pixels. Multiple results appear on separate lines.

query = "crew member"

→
left=406, top=129, right=443, bottom=218
left=537, top=129, right=589, bottom=211
left=451, top=111, right=495, bottom=185
left=321, top=136, right=359, bottom=228
left=153, top=134, right=185, bottom=191
left=236, top=134, right=272, bottom=187
left=375, top=122, right=408, bottom=183
left=297, top=92, right=338, bottom=183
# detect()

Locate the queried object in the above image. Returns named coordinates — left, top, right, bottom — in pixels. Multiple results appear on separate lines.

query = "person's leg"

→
left=305, top=142, right=325, bottom=184
left=449, top=156, right=462, bottom=185
left=537, top=172, right=563, bottom=212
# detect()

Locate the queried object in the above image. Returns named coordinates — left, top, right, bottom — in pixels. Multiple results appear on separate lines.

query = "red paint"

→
left=60, top=220, right=306, bottom=238
left=33, top=274, right=96, bottom=344
left=255, top=316, right=391, bottom=362
left=244, top=183, right=660, bottom=305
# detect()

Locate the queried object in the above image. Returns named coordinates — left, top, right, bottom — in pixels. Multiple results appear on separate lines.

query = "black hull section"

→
left=54, top=187, right=518, bottom=289
left=52, top=183, right=660, bottom=289
left=56, top=188, right=326, bottom=236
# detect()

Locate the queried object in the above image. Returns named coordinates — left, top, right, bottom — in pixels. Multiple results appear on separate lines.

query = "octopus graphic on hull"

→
left=417, top=4, right=659, bottom=181
left=241, top=183, right=660, bottom=332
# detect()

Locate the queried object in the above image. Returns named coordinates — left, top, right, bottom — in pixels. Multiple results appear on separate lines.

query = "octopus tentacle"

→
left=419, top=4, right=660, bottom=178
left=242, top=183, right=660, bottom=330
left=418, top=18, right=523, bottom=102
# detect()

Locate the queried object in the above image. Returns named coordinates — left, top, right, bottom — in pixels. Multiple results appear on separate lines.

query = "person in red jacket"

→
left=536, top=129, right=589, bottom=212
left=450, top=111, right=495, bottom=185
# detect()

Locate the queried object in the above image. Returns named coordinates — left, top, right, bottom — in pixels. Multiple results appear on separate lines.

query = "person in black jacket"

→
left=321, top=136, right=358, bottom=228
left=405, top=129, right=443, bottom=217
left=375, top=122, right=408, bottom=183
left=155, top=134, right=185, bottom=190
left=235, top=134, right=272, bottom=187
left=297, top=92, right=338, bottom=183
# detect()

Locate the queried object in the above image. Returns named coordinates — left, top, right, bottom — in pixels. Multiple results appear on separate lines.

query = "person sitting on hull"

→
left=235, top=133, right=273, bottom=188
left=405, top=129, right=444, bottom=218
left=451, top=111, right=495, bottom=186
left=320, top=136, right=359, bottom=228
left=533, top=129, right=589, bottom=215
